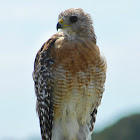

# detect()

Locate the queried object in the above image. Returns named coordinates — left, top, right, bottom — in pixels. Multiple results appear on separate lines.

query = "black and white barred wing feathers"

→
left=33, top=35, right=59, bottom=140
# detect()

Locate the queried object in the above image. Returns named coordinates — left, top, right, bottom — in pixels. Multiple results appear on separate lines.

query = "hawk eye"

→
left=69, top=16, right=78, bottom=23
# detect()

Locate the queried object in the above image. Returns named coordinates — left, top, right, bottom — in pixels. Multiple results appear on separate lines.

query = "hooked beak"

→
left=57, top=22, right=63, bottom=31
left=56, top=18, right=64, bottom=31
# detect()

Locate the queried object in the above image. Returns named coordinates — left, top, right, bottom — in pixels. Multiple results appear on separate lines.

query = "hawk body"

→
left=33, top=8, right=107, bottom=140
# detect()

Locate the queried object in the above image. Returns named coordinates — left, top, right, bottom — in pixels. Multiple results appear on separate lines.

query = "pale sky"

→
left=0, top=0, right=140, bottom=139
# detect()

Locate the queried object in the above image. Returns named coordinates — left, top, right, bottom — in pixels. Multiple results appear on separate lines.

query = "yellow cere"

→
left=58, top=18, right=64, bottom=24
left=58, top=18, right=71, bottom=27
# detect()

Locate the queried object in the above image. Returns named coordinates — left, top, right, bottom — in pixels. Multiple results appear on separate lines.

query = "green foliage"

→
left=92, top=114, right=140, bottom=140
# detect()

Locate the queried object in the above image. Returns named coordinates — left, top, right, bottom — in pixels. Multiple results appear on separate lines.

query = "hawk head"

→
left=57, top=8, right=94, bottom=37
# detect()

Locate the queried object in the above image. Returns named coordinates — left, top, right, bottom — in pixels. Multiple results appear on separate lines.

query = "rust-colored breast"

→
left=47, top=36, right=106, bottom=121
left=53, top=37, right=100, bottom=74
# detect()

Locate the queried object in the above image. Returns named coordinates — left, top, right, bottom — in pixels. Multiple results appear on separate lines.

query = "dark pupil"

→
left=70, top=16, right=78, bottom=23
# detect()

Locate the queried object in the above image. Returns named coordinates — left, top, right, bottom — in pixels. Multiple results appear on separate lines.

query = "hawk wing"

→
left=89, top=54, right=107, bottom=132
left=33, top=33, right=61, bottom=140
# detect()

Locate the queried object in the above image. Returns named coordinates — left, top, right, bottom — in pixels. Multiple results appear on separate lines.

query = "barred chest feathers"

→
left=50, top=37, right=104, bottom=140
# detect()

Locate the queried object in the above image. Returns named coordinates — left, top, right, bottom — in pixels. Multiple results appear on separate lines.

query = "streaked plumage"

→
left=33, top=8, right=107, bottom=140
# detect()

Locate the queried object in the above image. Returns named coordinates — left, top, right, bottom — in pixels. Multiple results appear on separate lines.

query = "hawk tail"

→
left=89, top=107, right=98, bottom=133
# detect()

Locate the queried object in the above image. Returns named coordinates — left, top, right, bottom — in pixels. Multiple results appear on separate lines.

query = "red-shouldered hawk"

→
left=33, top=8, right=107, bottom=140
